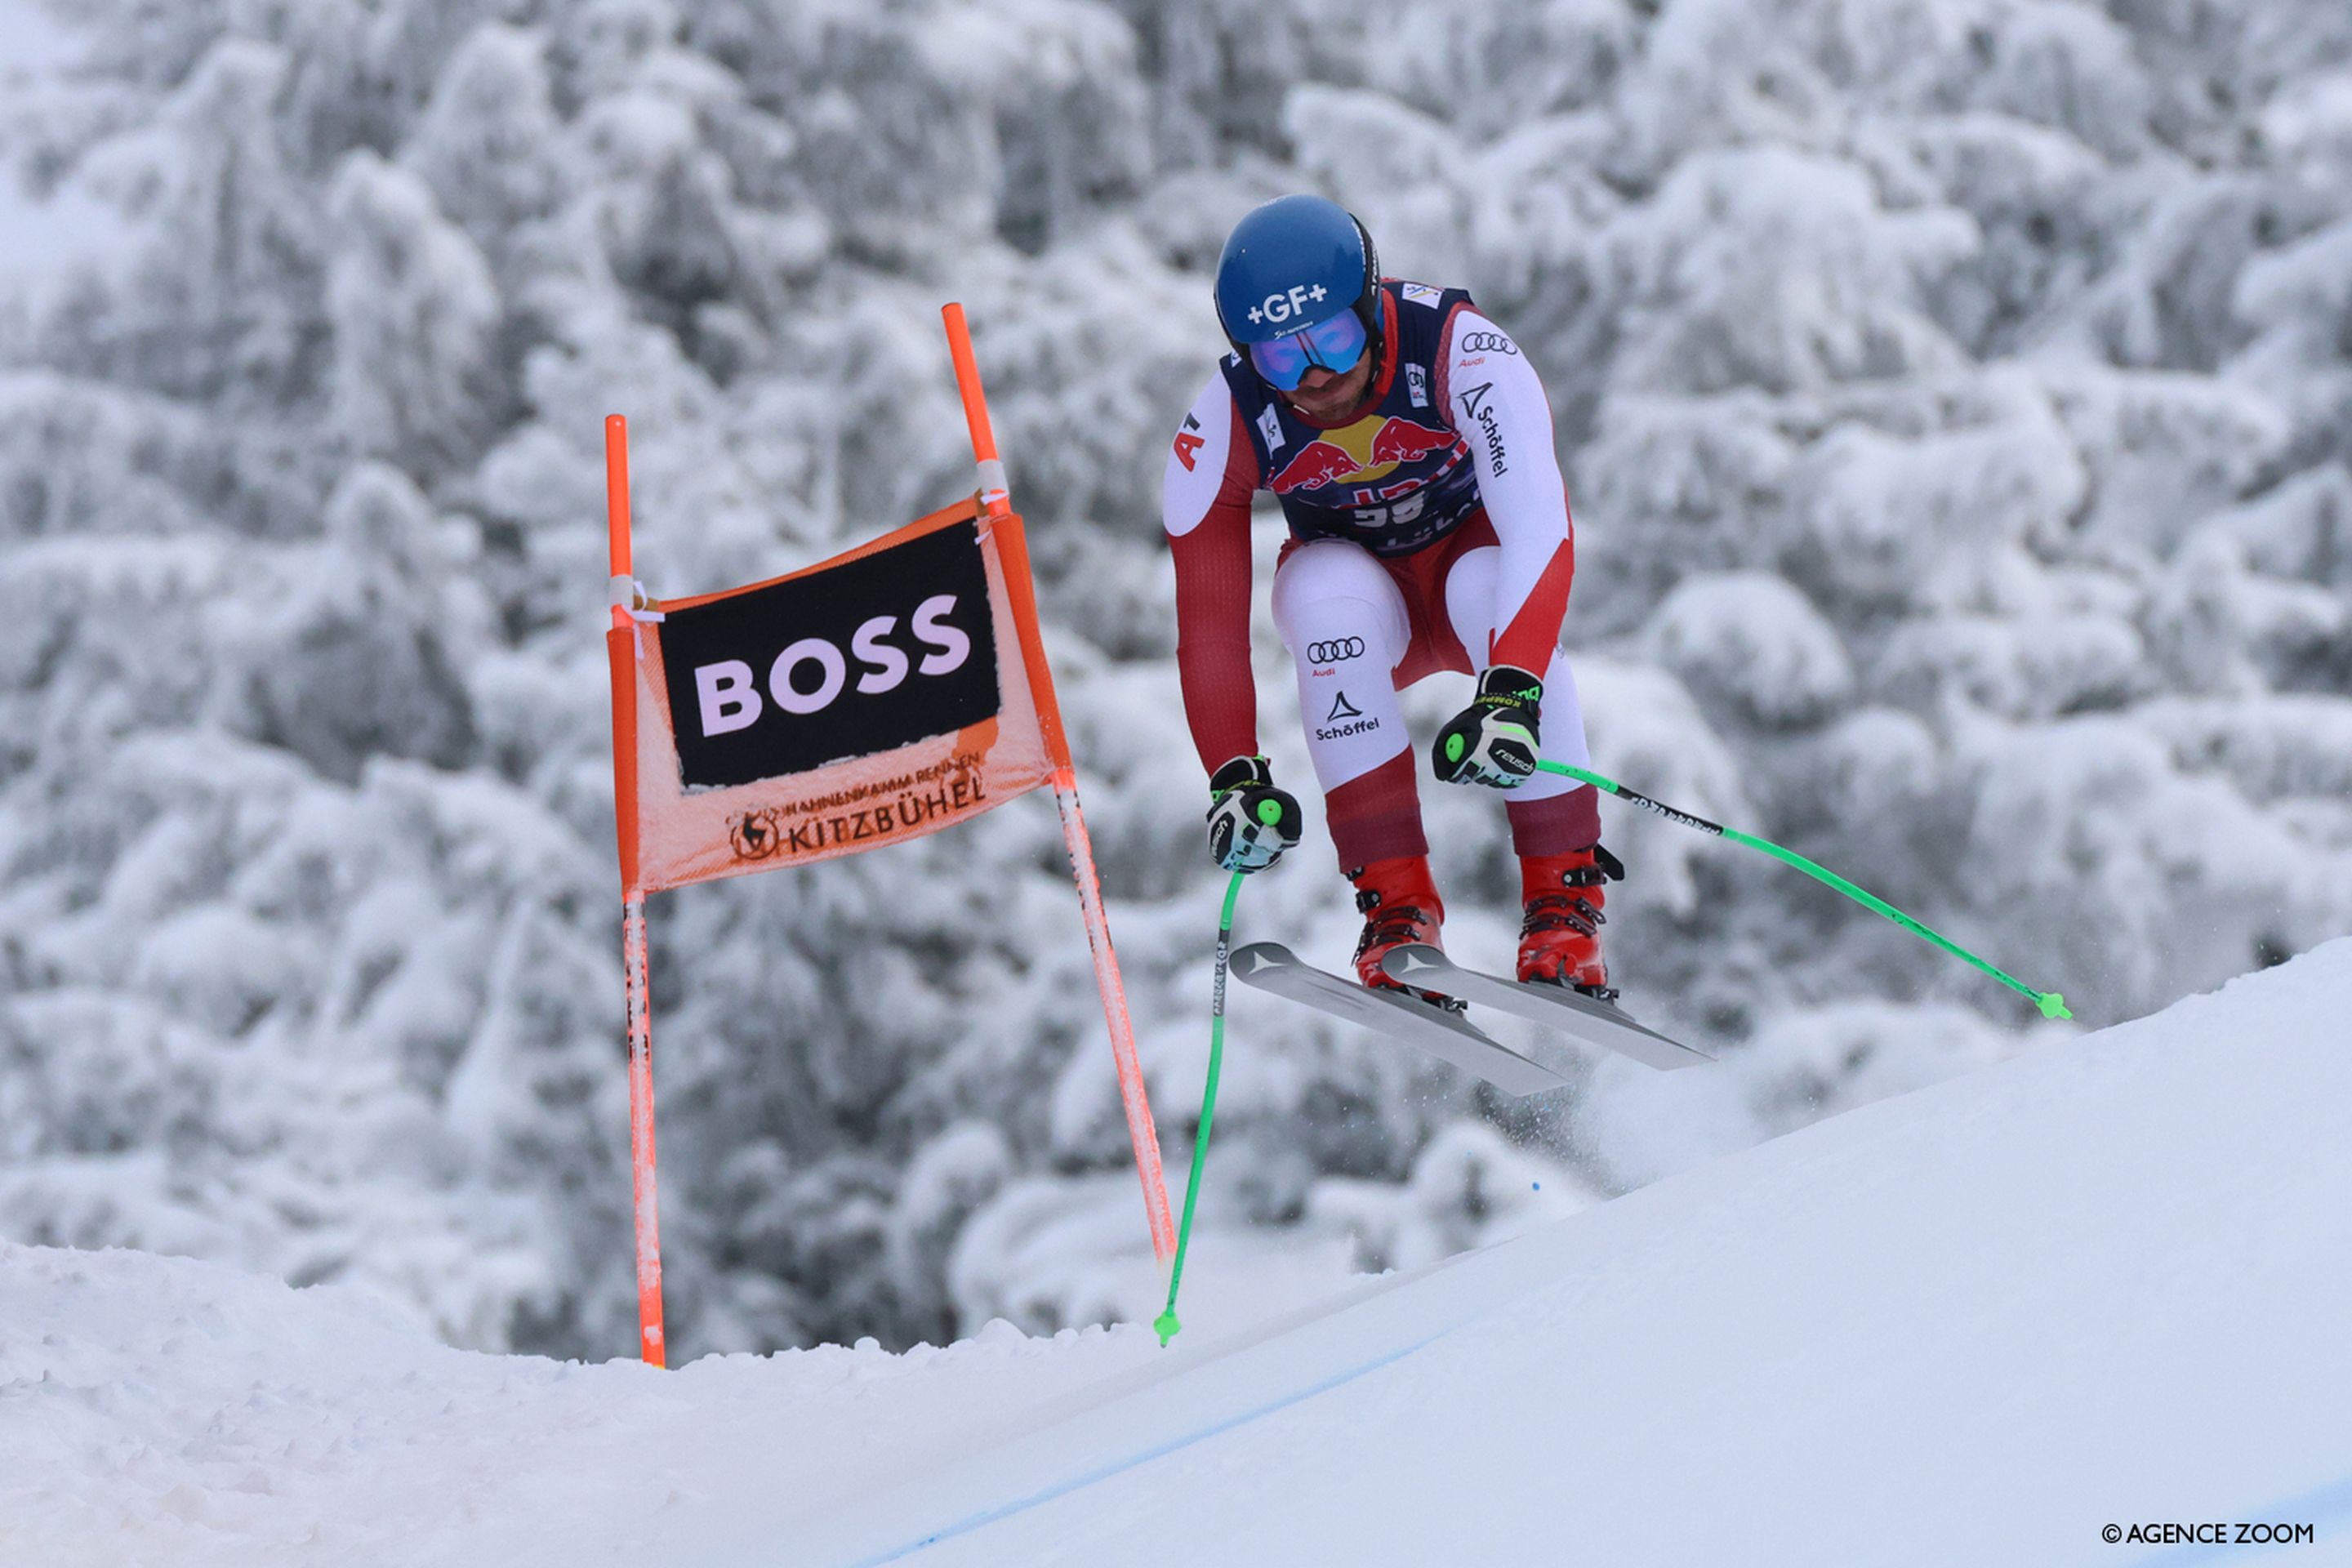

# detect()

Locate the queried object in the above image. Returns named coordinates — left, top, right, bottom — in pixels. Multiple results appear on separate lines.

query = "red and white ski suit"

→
left=1162, top=285, right=1600, bottom=866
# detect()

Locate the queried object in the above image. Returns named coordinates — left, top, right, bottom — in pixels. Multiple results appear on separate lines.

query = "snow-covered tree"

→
left=3, top=0, right=2349, bottom=1359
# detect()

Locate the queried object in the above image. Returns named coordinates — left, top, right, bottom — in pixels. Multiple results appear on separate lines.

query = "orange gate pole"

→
left=604, top=414, right=668, bottom=1365
left=941, top=304, right=1179, bottom=1266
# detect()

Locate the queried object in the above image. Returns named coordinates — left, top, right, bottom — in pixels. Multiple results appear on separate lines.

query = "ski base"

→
left=1381, top=946, right=1712, bottom=1072
left=1229, top=942, right=1570, bottom=1097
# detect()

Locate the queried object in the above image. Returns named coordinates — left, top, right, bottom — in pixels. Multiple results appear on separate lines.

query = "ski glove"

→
left=1206, top=755, right=1304, bottom=874
left=1432, top=666, right=1542, bottom=789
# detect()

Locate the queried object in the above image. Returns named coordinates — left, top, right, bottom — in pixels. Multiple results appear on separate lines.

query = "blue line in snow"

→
left=842, top=1330, right=1450, bottom=1567
left=2128, top=1472, right=2352, bottom=1566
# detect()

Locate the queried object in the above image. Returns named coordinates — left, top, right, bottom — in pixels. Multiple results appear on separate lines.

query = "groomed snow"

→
left=11, top=940, right=2351, bottom=1567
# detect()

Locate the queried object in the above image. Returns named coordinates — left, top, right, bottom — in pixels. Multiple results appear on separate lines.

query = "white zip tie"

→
left=608, top=574, right=666, bottom=622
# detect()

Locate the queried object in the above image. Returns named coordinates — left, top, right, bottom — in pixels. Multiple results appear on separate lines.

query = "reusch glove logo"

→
left=1432, top=666, right=1542, bottom=788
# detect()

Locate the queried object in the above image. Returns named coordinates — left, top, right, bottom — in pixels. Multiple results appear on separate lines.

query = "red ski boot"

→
left=1517, top=844, right=1625, bottom=1000
left=1347, top=857, right=1449, bottom=1000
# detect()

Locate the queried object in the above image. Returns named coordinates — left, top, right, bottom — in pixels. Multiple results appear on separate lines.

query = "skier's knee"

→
left=1441, top=546, right=1501, bottom=668
left=1276, top=549, right=1406, bottom=667
left=1275, top=542, right=1386, bottom=610
left=1285, top=601, right=1398, bottom=675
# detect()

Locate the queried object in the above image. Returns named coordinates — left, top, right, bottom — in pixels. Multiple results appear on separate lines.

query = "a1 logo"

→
left=695, top=595, right=971, bottom=736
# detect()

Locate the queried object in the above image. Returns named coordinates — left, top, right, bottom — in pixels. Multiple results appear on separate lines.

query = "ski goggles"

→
left=1247, top=309, right=1370, bottom=391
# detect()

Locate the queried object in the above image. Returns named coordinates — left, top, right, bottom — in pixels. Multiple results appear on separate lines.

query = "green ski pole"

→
left=1156, top=870, right=1245, bottom=1347
left=1535, top=760, right=2071, bottom=1021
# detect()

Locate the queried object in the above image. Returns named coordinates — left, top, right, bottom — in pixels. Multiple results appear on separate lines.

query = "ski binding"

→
left=1381, top=946, right=1711, bottom=1071
left=1229, top=942, right=1570, bottom=1097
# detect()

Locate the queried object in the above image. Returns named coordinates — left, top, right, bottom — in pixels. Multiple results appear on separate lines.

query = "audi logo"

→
left=1459, top=332, right=1518, bottom=355
left=1307, top=637, right=1366, bottom=663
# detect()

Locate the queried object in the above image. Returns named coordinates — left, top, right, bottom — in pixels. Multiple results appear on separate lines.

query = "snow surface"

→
left=9, top=0, right=2352, bottom=1368
left=11, top=939, right=2350, bottom=1567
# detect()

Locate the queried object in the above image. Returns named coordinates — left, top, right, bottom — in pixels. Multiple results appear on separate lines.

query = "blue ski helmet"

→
left=1214, top=194, right=1383, bottom=378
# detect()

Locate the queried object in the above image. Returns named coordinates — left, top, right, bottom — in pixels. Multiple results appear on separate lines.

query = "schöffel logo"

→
left=1315, top=688, right=1379, bottom=741
left=660, top=521, right=1000, bottom=789
left=1458, top=332, right=1518, bottom=356
left=1307, top=637, right=1365, bottom=664
left=1459, top=382, right=1508, bottom=478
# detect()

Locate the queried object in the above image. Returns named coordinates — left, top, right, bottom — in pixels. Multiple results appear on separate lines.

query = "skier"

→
left=1165, top=194, right=1624, bottom=1002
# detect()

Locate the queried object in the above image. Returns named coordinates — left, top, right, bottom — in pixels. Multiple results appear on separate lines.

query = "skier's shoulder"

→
left=1441, top=303, right=1530, bottom=379
left=1380, top=278, right=1486, bottom=367
left=1180, top=365, right=1237, bottom=425
left=1385, top=277, right=1472, bottom=316
left=1165, top=367, right=1258, bottom=524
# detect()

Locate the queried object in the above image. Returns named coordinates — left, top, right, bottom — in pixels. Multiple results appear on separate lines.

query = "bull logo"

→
left=1266, top=414, right=1459, bottom=494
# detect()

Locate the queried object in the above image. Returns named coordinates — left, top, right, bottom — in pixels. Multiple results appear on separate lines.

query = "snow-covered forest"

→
left=2, top=0, right=2347, bottom=1362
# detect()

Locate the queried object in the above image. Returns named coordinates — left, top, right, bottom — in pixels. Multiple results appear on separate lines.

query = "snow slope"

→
left=11, top=940, right=2352, bottom=1567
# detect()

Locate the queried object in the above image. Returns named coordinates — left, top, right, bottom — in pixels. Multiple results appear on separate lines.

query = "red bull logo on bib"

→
left=1267, top=413, right=1461, bottom=497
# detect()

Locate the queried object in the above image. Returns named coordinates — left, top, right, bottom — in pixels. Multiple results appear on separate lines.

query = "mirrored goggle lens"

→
left=1248, top=310, right=1368, bottom=390
left=1248, top=334, right=1312, bottom=390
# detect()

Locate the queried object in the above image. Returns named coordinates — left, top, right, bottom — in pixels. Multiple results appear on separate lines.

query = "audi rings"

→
left=1306, top=637, right=1366, bottom=663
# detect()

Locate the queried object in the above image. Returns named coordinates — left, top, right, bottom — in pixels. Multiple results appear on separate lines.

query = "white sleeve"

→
left=1441, top=310, right=1575, bottom=664
left=1162, top=373, right=1248, bottom=538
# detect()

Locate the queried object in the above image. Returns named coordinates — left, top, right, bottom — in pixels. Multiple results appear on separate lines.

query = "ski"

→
left=1380, top=946, right=1712, bottom=1072
left=1228, top=942, right=1570, bottom=1097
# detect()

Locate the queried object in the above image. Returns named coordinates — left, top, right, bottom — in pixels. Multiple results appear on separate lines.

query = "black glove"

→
left=1205, top=755, right=1303, bottom=873
left=1432, top=665, right=1543, bottom=789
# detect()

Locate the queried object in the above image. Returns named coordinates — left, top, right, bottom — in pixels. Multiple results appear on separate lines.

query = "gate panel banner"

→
left=626, top=497, right=1054, bottom=894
